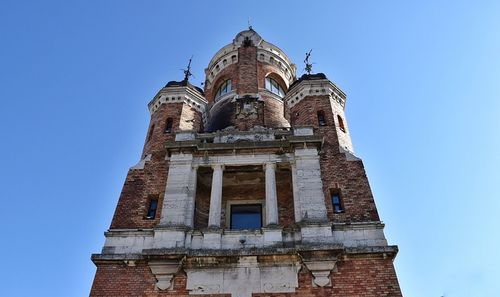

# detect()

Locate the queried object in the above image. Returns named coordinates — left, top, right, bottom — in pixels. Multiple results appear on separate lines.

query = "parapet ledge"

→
left=105, top=228, right=154, bottom=237
left=331, top=221, right=385, bottom=231
left=165, top=128, right=323, bottom=152
left=91, top=244, right=397, bottom=265
left=148, top=84, right=208, bottom=115
left=285, top=78, right=346, bottom=109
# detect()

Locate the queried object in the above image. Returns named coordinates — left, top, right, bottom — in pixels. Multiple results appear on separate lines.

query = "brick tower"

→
left=90, top=29, right=403, bottom=297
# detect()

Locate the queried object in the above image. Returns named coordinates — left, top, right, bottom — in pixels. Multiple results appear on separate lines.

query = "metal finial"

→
left=182, top=56, right=193, bottom=81
left=248, top=17, right=252, bottom=30
left=304, top=49, right=313, bottom=75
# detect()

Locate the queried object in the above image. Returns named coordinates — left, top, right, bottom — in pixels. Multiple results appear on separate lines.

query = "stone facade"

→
left=90, top=29, right=402, bottom=296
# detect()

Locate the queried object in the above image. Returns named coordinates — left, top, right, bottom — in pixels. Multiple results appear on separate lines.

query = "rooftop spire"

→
left=182, top=56, right=193, bottom=81
left=304, top=49, right=313, bottom=75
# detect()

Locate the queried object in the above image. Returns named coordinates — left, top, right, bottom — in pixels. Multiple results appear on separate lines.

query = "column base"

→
left=262, top=226, right=283, bottom=247
left=153, top=226, right=188, bottom=249
left=202, top=228, right=222, bottom=249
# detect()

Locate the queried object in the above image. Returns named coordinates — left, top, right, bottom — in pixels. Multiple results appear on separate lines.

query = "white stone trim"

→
left=264, top=162, right=279, bottom=226
left=148, top=86, right=208, bottom=125
left=285, top=79, right=346, bottom=109
left=160, top=153, right=196, bottom=227
left=208, top=164, right=224, bottom=228
left=148, top=260, right=183, bottom=290
left=303, top=260, right=337, bottom=287
left=193, top=153, right=294, bottom=168
left=185, top=258, right=301, bottom=297
left=293, top=148, right=328, bottom=222
left=205, top=30, right=296, bottom=85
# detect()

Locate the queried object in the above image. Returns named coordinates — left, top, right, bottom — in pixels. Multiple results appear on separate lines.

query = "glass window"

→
left=146, top=199, right=158, bottom=219
left=265, top=77, right=285, bottom=98
left=230, top=204, right=262, bottom=230
left=331, top=192, right=343, bottom=213
left=215, top=79, right=232, bottom=99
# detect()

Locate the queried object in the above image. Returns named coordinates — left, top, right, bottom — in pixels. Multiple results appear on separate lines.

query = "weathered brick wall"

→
left=142, top=103, right=182, bottom=156
left=205, top=64, right=238, bottom=102
left=90, top=256, right=401, bottom=296
left=261, top=93, right=290, bottom=128
left=290, top=95, right=380, bottom=222
left=237, top=45, right=258, bottom=94
left=205, top=47, right=290, bottom=131
left=111, top=101, right=204, bottom=229
left=109, top=152, right=167, bottom=229
left=90, top=263, right=230, bottom=297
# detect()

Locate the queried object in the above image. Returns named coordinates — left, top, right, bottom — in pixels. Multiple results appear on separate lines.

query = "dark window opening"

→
left=317, top=111, right=326, bottom=126
left=146, top=198, right=158, bottom=219
left=230, top=204, right=262, bottom=230
left=337, top=115, right=345, bottom=132
left=331, top=191, right=343, bottom=213
left=165, top=118, right=173, bottom=133
left=147, top=124, right=155, bottom=142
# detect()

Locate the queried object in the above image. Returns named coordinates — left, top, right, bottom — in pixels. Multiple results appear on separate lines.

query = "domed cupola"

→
left=204, top=29, right=297, bottom=132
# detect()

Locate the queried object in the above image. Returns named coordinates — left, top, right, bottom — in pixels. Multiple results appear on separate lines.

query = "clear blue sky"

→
left=0, top=1, right=499, bottom=296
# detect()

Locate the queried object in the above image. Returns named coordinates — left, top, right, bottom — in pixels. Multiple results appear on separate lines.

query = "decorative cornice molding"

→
left=284, top=79, right=347, bottom=109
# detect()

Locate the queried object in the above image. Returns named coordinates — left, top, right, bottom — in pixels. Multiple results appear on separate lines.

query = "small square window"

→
left=331, top=191, right=343, bottom=213
left=146, top=198, right=158, bottom=219
left=230, top=204, right=262, bottom=230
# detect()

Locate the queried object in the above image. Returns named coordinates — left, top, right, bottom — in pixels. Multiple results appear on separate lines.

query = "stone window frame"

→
left=225, top=199, right=266, bottom=230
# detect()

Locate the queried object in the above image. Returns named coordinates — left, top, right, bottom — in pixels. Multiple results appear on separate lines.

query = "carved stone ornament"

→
left=148, top=260, right=182, bottom=290
left=303, top=260, right=337, bottom=287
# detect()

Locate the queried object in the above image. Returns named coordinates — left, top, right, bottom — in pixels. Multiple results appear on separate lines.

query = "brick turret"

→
left=90, top=29, right=402, bottom=297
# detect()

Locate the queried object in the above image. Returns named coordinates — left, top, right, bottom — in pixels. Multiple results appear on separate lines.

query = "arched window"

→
left=215, top=79, right=232, bottom=99
left=265, top=77, right=285, bottom=98
left=317, top=111, right=326, bottom=126
left=337, top=115, right=345, bottom=132
left=164, top=117, right=173, bottom=133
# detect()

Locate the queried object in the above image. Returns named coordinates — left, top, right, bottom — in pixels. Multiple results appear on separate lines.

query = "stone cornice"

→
left=284, top=79, right=347, bottom=110
left=148, top=85, right=208, bottom=116
left=90, top=245, right=399, bottom=265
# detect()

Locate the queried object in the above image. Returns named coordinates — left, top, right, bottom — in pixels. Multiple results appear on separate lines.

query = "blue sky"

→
left=0, top=1, right=499, bottom=296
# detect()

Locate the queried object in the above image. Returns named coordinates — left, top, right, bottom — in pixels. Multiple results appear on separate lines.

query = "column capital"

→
left=264, top=162, right=276, bottom=170
left=211, top=164, right=225, bottom=171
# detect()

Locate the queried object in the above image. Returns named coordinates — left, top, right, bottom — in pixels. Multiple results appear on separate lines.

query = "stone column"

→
left=290, top=162, right=301, bottom=223
left=184, top=165, right=198, bottom=227
left=265, top=162, right=279, bottom=226
left=293, top=148, right=328, bottom=222
left=208, top=164, right=224, bottom=228
left=160, top=153, right=194, bottom=226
